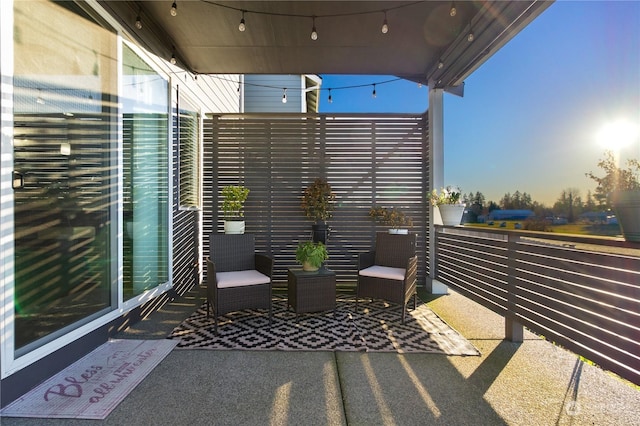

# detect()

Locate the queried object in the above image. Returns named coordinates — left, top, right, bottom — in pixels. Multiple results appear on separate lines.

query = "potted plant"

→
left=586, top=150, right=640, bottom=242
left=301, top=178, right=336, bottom=244
left=295, top=241, right=329, bottom=272
left=369, top=206, right=413, bottom=234
left=221, top=185, right=250, bottom=234
left=430, top=186, right=465, bottom=226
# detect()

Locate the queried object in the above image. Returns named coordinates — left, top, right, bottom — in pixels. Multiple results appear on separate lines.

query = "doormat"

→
left=1, top=339, right=177, bottom=420
left=168, top=296, right=479, bottom=356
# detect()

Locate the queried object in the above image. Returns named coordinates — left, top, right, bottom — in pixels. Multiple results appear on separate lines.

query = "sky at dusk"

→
left=318, top=1, right=640, bottom=206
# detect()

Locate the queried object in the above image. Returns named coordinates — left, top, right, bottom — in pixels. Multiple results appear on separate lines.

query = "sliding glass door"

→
left=12, top=0, right=118, bottom=352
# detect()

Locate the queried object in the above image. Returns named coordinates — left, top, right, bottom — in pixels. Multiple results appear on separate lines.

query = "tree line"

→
left=462, top=150, right=640, bottom=224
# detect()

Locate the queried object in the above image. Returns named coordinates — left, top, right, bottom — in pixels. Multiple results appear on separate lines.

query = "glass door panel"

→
left=122, top=44, right=170, bottom=300
left=12, top=0, right=118, bottom=352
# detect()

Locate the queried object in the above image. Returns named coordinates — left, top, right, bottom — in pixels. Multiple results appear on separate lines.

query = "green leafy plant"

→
left=301, top=178, right=336, bottom=222
left=429, top=186, right=463, bottom=206
left=295, top=241, right=329, bottom=269
left=369, top=207, right=413, bottom=229
left=221, top=185, right=250, bottom=219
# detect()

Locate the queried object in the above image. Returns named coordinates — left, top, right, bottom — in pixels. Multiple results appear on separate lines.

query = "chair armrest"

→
left=404, top=255, right=418, bottom=283
left=358, top=251, right=376, bottom=270
left=206, top=257, right=219, bottom=305
left=255, top=253, right=274, bottom=278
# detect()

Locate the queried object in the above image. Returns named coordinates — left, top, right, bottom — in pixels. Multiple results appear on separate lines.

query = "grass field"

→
left=465, top=221, right=623, bottom=237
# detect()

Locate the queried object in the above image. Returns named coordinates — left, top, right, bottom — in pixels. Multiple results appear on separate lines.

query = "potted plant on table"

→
left=295, top=241, right=329, bottom=272
left=221, top=185, right=250, bottom=234
left=430, top=186, right=465, bottom=226
left=369, top=206, right=413, bottom=234
left=301, top=178, right=336, bottom=244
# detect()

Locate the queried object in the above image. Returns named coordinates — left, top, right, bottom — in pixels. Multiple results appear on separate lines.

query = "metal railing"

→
left=435, top=225, right=640, bottom=386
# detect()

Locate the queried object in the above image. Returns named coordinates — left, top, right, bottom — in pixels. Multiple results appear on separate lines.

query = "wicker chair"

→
left=356, top=232, right=418, bottom=323
left=206, top=234, right=273, bottom=334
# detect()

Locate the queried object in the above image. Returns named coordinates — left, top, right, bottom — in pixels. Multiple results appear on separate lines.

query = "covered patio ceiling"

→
left=99, top=0, right=552, bottom=90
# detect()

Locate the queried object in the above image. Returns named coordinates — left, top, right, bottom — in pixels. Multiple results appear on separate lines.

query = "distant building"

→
left=243, top=74, right=321, bottom=113
left=488, top=210, right=535, bottom=221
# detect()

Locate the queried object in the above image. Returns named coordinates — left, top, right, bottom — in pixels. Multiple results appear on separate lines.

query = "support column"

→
left=427, top=87, right=448, bottom=294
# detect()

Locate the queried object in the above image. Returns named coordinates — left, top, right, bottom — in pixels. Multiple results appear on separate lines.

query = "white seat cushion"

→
left=359, top=265, right=406, bottom=281
left=216, top=270, right=270, bottom=288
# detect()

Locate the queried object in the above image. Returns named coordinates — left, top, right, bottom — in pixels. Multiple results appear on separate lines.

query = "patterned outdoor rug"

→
left=168, top=296, right=479, bottom=355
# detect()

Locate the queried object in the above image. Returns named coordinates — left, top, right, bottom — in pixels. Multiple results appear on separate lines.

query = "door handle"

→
left=12, top=171, right=24, bottom=189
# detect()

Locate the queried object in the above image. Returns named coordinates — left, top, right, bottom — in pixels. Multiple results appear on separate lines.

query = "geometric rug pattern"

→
left=167, top=296, right=479, bottom=356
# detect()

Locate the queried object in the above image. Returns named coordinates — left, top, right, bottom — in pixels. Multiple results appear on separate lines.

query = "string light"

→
left=438, top=60, right=444, bottom=69
left=311, top=16, right=318, bottom=40
left=282, top=88, right=287, bottom=103
left=372, top=84, right=377, bottom=98
left=239, top=10, right=246, bottom=31
left=135, top=10, right=142, bottom=30
left=170, top=46, right=177, bottom=65
left=170, top=1, right=178, bottom=17
left=449, top=1, right=457, bottom=17
left=328, top=89, right=333, bottom=103
left=36, top=89, right=45, bottom=105
left=381, top=11, right=389, bottom=34
left=467, top=27, right=474, bottom=42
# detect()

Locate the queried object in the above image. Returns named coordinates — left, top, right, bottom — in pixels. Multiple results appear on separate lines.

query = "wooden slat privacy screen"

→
left=204, top=113, right=430, bottom=287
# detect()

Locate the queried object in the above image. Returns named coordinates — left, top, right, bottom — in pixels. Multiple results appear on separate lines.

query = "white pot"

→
left=224, top=220, right=245, bottom=234
left=388, top=228, right=409, bottom=234
left=438, top=204, right=465, bottom=226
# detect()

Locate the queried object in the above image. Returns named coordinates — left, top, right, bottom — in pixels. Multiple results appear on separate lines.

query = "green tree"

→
left=553, top=188, right=582, bottom=223
left=585, top=150, right=640, bottom=209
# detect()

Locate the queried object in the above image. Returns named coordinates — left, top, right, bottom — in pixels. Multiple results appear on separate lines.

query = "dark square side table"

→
left=287, top=267, right=336, bottom=314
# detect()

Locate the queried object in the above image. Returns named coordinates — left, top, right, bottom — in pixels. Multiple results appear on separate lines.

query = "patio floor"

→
left=2, top=286, right=639, bottom=425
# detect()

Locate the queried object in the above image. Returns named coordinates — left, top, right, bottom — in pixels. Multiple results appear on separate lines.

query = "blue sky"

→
left=318, top=1, right=640, bottom=206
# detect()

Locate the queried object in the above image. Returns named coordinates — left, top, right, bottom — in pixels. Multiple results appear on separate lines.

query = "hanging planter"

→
left=611, top=189, right=640, bottom=242
left=223, top=220, right=245, bottom=235
left=369, top=206, right=413, bottom=234
left=301, top=178, right=336, bottom=244
left=221, top=185, right=249, bottom=234
left=430, top=186, right=465, bottom=226
left=437, top=204, right=466, bottom=226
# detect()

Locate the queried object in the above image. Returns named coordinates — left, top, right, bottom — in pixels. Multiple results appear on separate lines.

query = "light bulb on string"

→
left=282, top=88, right=287, bottom=103
left=239, top=11, right=246, bottom=32
left=170, top=1, right=177, bottom=17
left=381, top=11, right=389, bottom=34
left=372, top=84, right=377, bottom=99
left=328, top=89, right=333, bottom=104
left=311, top=17, right=318, bottom=40
left=438, top=60, right=444, bottom=69
left=449, top=1, right=457, bottom=17
left=467, top=30, right=474, bottom=42
left=170, top=47, right=177, bottom=65
left=135, top=12, right=142, bottom=30
left=36, top=89, right=45, bottom=105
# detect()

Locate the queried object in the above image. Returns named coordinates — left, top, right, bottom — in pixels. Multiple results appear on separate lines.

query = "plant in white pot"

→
left=221, top=185, right=250, bottom=234
left=301, top=178, right=336, bottom=244
left=295, top=241, right=329, bottom=272
left=369, top=206, right=413, bottom=234
left=430, top=186, right=465, bottom=226
left=586, top=150, right=640, bottom=242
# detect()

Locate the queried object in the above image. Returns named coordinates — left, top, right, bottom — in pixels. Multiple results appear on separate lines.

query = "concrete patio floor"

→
left=2, top=286, right=639, bottom=425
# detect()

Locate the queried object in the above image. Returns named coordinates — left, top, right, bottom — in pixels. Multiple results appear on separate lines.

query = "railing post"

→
left=506, top=233, right=523, bottom=342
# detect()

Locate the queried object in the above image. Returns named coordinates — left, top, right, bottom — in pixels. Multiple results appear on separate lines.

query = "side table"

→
left=287, top=267, right=336, bottom=314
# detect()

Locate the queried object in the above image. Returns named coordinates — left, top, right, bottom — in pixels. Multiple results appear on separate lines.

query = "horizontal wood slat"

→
left=436, top=227, right=640, bottom=386
left=204, top=113, right=429, bottom=287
